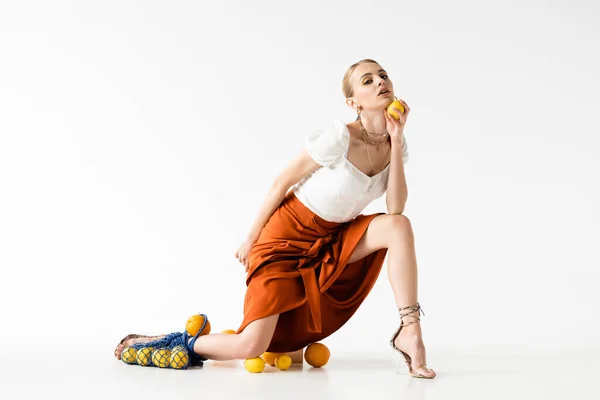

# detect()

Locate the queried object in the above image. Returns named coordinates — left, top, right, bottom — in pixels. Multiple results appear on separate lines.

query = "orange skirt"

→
left=236, top=190, right=388, bottom=353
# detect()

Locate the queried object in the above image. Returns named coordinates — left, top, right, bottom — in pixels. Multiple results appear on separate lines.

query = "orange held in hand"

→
left=387, top=99, right=405, bottom=120
left=186, top=314, right=211, bottom=336
left=304, top=342, right=330, bottom=368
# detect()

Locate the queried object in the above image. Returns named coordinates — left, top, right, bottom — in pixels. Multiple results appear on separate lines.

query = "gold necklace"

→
left=359, top=120, right=389, bottom=148
left=365, top=139, right=390, bottom=175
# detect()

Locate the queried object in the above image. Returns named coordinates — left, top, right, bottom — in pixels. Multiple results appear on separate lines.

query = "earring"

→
left=356, top=106, right=361, bottom=115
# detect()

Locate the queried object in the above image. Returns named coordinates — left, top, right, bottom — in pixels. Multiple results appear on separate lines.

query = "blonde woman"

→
left=115, top=59, right=436, bottom=379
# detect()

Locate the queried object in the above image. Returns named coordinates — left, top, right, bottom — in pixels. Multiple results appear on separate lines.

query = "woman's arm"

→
left=245, top=183, right=288, bottom=242
left=384, top=100, right=410, bottom=215
left=245, top=149, right=321, bottom=242
left=385, top=142, right=408, bottom=214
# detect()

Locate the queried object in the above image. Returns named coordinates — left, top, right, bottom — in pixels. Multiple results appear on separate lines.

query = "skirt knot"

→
left=238, top=190, right=388, bottom=353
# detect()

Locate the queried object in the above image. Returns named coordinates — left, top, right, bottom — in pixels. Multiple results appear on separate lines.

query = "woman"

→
left=114, top=59, right=436, bottom=379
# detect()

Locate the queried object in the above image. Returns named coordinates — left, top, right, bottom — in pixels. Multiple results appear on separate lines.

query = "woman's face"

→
left=350, top=63, right=395, bottom=112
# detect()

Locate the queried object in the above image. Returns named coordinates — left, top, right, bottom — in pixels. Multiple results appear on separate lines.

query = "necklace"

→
left=356, top=119, right=390, bottom=175
left=359, top=119, right=389, bottom=148
left=364, top=139, right=390, bottom=175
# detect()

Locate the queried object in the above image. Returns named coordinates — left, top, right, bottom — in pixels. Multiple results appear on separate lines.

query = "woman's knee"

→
left=386, top=213, right=413, bottom=241
left=233, top=315, right=279, bottom=359
left=235, top=333, right=271, bottom=359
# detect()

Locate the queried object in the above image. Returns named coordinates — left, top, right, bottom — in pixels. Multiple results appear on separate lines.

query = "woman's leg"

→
left=115, top=315, right=279, bottom=361
left=347, top=213, right=436, bottom=378
left=189, top=314, right=279, bottom=361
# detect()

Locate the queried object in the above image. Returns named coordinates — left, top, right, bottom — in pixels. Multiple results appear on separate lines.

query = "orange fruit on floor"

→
left=387, top=99, right=405, bottom=120
left=304, top=343, right=330, bottom=368
left=186, top=314, right=211, bottom=336
left=261, top=352, right=282, bottom=366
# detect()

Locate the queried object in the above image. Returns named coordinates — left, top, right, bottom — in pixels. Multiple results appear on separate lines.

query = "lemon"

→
left=244, top=357, right=265, bottom=373
left=121, top=347, right=137, bottom=364
left=152, top=349, right=172, bottom=368
left=186, top=314, right=211, bottom=336
left=387, top=99, right=405, bottom=120
left=274, top=354, right=292, bottom=371
left=170, top=349, right=189, bottom=369
left=136, top=347, right=152, bottom=366
left=304, top=343, right=330, bottom=368
left=261, top=352, right=282, bottom=366
left=171, top=345, right=185, bottom=353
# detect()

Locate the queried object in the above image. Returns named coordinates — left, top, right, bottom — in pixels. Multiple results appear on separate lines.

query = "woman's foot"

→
left=393, top=322, right=436, bottom=378
left=114, top=334, right=166, bottom=360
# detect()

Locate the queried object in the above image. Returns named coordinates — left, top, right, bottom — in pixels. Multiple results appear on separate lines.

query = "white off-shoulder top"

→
left=291, top=119, right=409, bottom=223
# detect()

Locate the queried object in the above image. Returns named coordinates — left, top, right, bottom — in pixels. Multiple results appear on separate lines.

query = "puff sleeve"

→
left=305, top=120, right=348, bottom=167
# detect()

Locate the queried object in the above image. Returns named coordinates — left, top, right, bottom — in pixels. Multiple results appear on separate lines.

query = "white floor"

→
left=5, top=345, right=599, bottom=399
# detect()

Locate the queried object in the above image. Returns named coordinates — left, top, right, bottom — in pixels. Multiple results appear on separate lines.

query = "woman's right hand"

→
left=235, top=237, right=257, bottom=272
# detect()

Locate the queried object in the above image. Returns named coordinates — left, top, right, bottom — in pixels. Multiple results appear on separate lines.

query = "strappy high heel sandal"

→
left=390, top=302, right=435, bottom=379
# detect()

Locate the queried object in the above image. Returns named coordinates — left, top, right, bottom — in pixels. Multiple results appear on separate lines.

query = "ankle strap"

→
left=399, top=302, right=425, bottom=326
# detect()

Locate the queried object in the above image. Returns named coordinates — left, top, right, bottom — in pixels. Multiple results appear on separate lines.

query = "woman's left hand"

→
left=385, top=99, right=410, bottom=144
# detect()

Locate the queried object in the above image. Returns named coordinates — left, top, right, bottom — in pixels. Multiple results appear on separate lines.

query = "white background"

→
left=1, top=0, right=599, bottom=398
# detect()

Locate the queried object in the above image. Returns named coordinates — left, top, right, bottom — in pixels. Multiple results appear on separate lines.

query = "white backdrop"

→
left=1, top=0, right=599, bottom=362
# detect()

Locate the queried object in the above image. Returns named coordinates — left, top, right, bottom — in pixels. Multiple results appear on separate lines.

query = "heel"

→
left=389, top=302, right=434, bottom=379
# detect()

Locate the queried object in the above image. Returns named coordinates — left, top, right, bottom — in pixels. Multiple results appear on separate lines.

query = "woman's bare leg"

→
left=347, top=213, right=436, bottom=378
left=115, top=314, right=279, bottom=361
left=189, top=314, right=279, bottom=361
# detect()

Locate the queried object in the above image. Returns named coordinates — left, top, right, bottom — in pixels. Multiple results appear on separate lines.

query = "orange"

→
left=387, top=99, right=405, bottom=120
left=186, top=314, right=211, bottom=336
left=304, top=343, right=330, bottom=368
left=261, top=352, right=282, bottom=366
left=222, top=329, right=236, bottom=334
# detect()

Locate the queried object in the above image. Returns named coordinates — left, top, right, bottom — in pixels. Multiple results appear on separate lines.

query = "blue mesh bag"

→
left=121, top=313, right=209, bottom=369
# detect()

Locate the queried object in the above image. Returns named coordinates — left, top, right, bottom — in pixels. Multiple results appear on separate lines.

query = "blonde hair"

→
left=342, top=58, right=380, bottom=98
